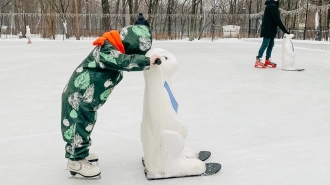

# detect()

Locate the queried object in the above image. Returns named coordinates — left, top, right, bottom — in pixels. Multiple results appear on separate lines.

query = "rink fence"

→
left=0, top=13, right=329, bottom=41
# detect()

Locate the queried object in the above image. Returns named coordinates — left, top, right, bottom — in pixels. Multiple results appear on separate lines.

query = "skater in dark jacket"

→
left=61, top=25, right=160, bottom=178
left=134, top=13, right=150, bottom=27
left=255, top=0, right=290, bottom=68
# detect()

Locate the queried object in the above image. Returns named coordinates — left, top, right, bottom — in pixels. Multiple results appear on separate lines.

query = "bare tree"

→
left=101, top=0, right=110, bottom=30
left=122, top=0, right=127, bottom=26
left=47, top=0, right=70, bottom=39
left=0, top=0, right=330, bottom=40
left=179, top=0, right=189, bottom=39
left=147, top=0, right=159, bottom=28
left=115, top=0, right=120, bottom=29
left=189, top=0, right=200, bottom=41
left=127, top=0, right=140, bottom=24
left=133, top=0, right=139, bottom=16
left=73, top=0, right=82, bottom=39
left=0, top=0, right=13, bottom=36
left=315, top=0, right=322, bottom=41
left=86, top=0, right=90, bottom=31
left=166, top=0, right=174, bottom=39
left=14, top=0, right=24, bottom=34
left=328, top=0, right=330, bottom=41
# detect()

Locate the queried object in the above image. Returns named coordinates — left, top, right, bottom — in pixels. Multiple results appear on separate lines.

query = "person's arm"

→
left=94, top=41, right=159, bottom=71
left=100, top=50, right=150, bottom=71
left=269, top=5, right=289, bottom=34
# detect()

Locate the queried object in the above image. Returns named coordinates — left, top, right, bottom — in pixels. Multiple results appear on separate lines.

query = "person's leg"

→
left=257, top=37, right=271, bottom=59
left=61, top=71, right=107, bottom=177
left=61, top=92, right=101, bottom=177
left=265, top=37, right=275, bottom=60
left=255, top=38, right=270, bottom=68
left=61, top=95, right=97, bottom=160
left=264, top=38, right=277, bottom=67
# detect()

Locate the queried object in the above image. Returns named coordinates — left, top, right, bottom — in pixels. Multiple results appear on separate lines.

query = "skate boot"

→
left=86, top=153, right=98, bottom=162
left=265, top=59, right=277, bottom=68
left=254, top=58, right=266, bottom=68
left=67, top=159, right=101, bottom=178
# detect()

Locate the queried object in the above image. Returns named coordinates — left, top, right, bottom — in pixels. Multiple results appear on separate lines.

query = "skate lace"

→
left=267, top=59, right=276, bottom=65
left=81, top=159, right=96, bottom=170
left=256, top=60, right=264, bottom=65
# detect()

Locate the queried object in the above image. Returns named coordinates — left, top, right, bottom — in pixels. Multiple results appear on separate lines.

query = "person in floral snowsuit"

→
left=61, top=25, right=160, bottom=177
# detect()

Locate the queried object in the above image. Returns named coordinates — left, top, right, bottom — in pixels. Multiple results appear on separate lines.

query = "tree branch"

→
left=1, top=0, right=13, bottom=9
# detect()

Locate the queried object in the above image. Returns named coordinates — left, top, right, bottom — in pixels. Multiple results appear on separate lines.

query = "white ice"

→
left=0, top=39, right=329, bottom=185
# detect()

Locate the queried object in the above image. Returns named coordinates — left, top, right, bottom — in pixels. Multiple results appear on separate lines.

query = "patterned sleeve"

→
left=99, top=49, right=150, bottom=72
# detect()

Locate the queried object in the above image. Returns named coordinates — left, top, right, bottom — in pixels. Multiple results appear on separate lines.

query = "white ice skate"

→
left=86, top=153, right=98, bottom=162
left=67, top=159, right=101, bottom=178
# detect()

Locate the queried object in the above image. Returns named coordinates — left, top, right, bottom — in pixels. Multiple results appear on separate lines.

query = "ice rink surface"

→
left=0, top=39, right=329, bottom=185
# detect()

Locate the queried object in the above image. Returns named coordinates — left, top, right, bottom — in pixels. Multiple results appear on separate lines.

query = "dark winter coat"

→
left=134, top=14, right=150, bottom=27
left=260, top=0, right=289, bottom=38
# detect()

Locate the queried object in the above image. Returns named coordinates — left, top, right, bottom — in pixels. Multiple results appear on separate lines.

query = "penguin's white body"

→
left=141, top=48, right=206, bottom=179
left=282, top=34, right=300, bottom=71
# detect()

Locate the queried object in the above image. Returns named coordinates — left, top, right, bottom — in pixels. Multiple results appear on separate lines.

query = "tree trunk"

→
left=189, top=0, right=197, bottom=41
left=74, top=0, right=81, bottom=40
left=167, top=0, right=173, bottom=39
left=101, top=0, right=110, bottom=31
left=147, top=0, right=159, bottom=29
left=0, top=0, right=12, bottom=36
left=133, top=0, right=138, bottom=14
left=122, top=0, right=126, bottom=27
left=0, top=14, right=3, bottom=37
left=14, top=0, right=24, bottom=34
left=127, top=0, right=134, bottom=24
left=328, top=1, right=330, bottom=41
left=86, top=0, right=90, bottom=31
left=115, top=0, right=120, bottom=29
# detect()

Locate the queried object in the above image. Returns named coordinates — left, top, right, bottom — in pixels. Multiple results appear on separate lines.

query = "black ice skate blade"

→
left=87, top=159, right=98, bottom=162
left=198, top=151, right=211, bottom=161
left=145, top=163, right=221, bottom=180
left=69, top=175, right=101, bottom=180
left=282, top=69, right=305, bottom=71
left=142, top=151, right=211, bottom=167
left=69, top=171, right=101, bottom=180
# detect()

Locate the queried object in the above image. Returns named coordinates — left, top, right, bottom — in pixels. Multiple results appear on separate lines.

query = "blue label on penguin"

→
left=164, top=81, right=178, bottom=112
left=290, top=40, right=294, bottom=52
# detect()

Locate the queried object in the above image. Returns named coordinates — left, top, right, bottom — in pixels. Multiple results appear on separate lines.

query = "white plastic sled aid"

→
left=141, top=48, right=220, bottom=180
left=282, top=34, right=304, bottom=71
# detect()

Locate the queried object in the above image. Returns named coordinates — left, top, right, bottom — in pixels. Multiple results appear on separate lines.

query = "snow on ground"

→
left=0, top=39, right=329, bottom=185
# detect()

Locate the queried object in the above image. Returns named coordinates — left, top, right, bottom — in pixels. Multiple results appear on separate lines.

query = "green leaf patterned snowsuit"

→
left=61, top=25, right=152, bottom=160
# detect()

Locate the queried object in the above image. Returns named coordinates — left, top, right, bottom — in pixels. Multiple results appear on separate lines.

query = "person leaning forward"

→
left=61, top=25, right=160, bottom=178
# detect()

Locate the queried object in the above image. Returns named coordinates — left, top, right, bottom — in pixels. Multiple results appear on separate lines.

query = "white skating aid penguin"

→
left=141, top=48, right=221, bottom=180
left=282, top=33, right=304, bottom=71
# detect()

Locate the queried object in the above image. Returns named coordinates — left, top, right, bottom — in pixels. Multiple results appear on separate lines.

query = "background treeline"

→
left=0, top=0, right=329, bottom=41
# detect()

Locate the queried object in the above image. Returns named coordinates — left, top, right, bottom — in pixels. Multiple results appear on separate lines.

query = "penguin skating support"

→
left=141, top=48, right=221, bottom=180
left=282, top=34, right=305, bottom=71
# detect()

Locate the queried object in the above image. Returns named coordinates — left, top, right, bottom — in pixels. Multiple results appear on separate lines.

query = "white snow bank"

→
left=242, top=38, right=330, bottom=51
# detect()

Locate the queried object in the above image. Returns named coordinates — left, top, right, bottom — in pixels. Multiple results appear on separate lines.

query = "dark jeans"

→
left=257, top=37, right=274, bottom=60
